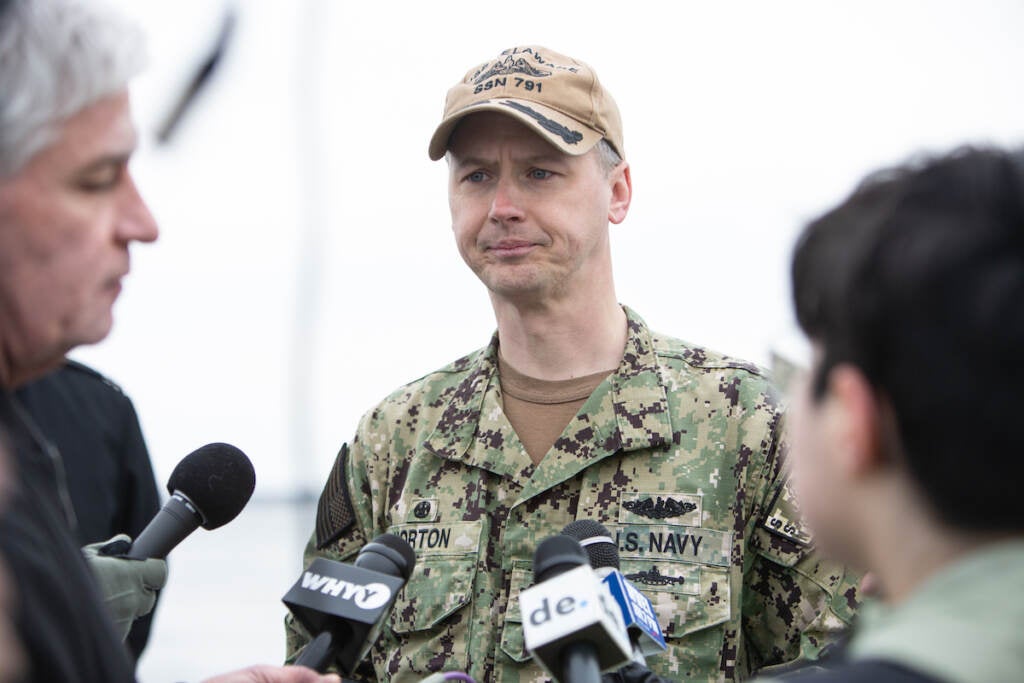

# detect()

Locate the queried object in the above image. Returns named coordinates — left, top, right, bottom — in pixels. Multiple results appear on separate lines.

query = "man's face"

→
left=0, top=91, right=157, bottom=382
left=788, top=346, right=856, bottom=562
left=447, top=113, right=629, bottom=305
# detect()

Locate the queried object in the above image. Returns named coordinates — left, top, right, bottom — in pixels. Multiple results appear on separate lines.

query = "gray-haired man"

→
left=0, top=1, right=337, bottom=681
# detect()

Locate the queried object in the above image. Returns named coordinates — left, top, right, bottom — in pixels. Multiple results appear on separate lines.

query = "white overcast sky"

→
left=76, top=0, right=1024, bottom=499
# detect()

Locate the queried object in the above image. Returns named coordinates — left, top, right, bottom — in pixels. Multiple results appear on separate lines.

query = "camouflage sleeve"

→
left=741, top=425, right=861, bottom=674
left=284, top=412, right=383, bottom=678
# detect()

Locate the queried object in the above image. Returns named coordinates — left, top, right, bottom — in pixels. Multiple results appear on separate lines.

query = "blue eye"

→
left=466, top=171, right=487, bottom=182
left=529, top=169, right=552, bottom=180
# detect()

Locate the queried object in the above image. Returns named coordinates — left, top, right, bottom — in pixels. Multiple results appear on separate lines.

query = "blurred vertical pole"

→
left=290, top=0, right=328, bottom=519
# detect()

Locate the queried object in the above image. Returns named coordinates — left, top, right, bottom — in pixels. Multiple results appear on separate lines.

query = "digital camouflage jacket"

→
left=286, top=308, right=859, bottom=682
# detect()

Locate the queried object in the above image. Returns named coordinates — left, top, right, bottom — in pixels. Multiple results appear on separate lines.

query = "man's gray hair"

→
left=596, top=138, right=622, bottom=175
left=0, top=0, right=146, bottom=176
left=443, top=133, right=624, bottom=174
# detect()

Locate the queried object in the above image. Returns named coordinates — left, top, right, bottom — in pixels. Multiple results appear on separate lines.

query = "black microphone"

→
left=562, top=521, right=667, bottom=665
left=284, top=534, right=416, bottom=674
left=562, top=520, right=619, bottom=575
left=520, top=535, right=631, bottom=683
left=126, top=443, right=255, bottom=559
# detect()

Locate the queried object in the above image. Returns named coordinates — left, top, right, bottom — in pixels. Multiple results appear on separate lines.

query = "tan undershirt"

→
left=498, top=354, right=616, bottom=466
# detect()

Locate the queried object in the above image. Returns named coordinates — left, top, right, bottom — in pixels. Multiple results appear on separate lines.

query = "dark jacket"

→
left=14, top=360, right=161, bottom=660
left=0, top=390, right=137, bottom=683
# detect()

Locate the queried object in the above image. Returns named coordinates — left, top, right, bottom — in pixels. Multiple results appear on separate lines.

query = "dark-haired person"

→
left=769, top=146, right=1024, bottom=682
left=0, top=1, right=338, bottom=681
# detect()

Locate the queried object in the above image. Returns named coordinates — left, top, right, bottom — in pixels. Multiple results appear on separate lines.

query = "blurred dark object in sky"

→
left=157, top=6, right=237, bottom=144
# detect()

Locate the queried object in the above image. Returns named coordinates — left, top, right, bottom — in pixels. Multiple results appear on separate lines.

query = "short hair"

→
left=595, top=138, right=622, bottom=175
left=792, top=146, right=1024, bottom=531
left=0, top=0, right=145, bottom=176
left=443, top=133, right=623, bottom=176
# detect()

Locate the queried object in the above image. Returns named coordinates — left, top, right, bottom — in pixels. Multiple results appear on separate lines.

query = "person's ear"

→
left=826, top=364, right=884, bottom=477
left=608, top=162, right=631, bottom=225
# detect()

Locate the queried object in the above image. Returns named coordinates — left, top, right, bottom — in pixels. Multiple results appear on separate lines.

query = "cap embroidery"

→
left=500, top=101, right=583, bottom=146
left=473, top=55, right=551, bottom=84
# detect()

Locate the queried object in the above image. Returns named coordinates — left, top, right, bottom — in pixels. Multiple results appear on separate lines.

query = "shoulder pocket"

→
left=753, top=479, right=814, bottom=568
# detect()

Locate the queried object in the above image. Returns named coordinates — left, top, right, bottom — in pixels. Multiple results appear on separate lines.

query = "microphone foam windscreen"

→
left=562, top=520, right=619, bottom=570
left=359, top=533, right=417, bottom=580
left=533, top=534, right=588, bottom=583
left=167, top=442, right=255, bottom=529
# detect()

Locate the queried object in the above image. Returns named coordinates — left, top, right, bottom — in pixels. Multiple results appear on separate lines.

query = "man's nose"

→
left=115, top=173, right=159, bottom=244
left=488, top=176, right=526, bottom=224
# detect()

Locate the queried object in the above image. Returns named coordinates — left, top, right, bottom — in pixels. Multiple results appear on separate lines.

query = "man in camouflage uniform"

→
left=286, top=45, right=858, bottom=682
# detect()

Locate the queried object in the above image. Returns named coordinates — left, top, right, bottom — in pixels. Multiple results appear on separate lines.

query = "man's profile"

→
left=774, top=146, right=1024, bottom=682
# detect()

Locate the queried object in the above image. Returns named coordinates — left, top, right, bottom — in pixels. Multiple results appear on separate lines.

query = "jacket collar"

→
left=423, top=307, right=671, bottom=495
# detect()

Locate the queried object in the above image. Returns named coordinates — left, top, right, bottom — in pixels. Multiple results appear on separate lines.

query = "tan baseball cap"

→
left=428, top=45, right=624, bottom=161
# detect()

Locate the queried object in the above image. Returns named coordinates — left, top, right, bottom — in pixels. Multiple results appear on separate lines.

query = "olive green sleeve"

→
left=741, top=433, right=861, bottom=674
left=284, top=415, right=381, bottom=675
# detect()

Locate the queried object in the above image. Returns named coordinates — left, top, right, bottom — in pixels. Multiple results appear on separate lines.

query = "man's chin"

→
left=480, top=270, right=551, bottom=300
left=70, top=313, right=116, bottom=349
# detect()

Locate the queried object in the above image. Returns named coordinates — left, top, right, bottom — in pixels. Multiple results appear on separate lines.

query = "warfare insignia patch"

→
left=625, top=565, right=687, bottom=587
left=622, top=496, right=698, bottom=520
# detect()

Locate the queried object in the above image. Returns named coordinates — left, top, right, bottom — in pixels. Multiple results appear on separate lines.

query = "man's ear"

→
left=608, top=162, right=632, bottom=225
left=826, top=364, right=885, bottom=477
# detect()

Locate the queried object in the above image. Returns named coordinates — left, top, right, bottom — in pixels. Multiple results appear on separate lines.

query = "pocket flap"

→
left=499, top=560, right=533, bottom=663
left=388, top=521, right=481, bottom=633
left=391, top=556, right=476, bottom=632
left=620, top=558, right=731, bottom=639
left=612, top=523, right=733, bottom=640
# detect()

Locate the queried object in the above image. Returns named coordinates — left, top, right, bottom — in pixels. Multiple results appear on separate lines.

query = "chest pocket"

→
left=612, top=523, right=733, bottom=640
left=388, top=521, right=481, bottom=630
left=498, top=525, right=735, bottom=670
left=384, top=521, right=481, bottom=675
